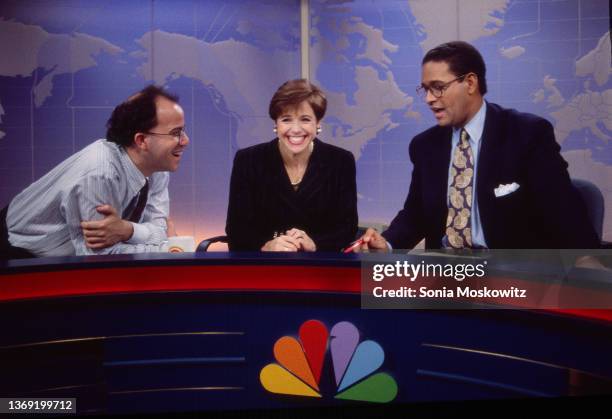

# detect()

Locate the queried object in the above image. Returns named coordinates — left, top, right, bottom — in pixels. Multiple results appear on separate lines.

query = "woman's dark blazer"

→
left=225, top=138, right=358, bottom=251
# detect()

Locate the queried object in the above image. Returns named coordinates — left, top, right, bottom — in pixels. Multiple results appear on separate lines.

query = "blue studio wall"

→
left=0, top=0, right=610, bottom=244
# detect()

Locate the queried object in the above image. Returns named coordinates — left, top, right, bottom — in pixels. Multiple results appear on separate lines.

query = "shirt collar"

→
left=110, top=141, right=148, bottom=195
left=453, top=99, right=486, bottom=144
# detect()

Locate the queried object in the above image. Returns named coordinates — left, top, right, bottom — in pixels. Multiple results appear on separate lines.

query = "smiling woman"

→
left=225, top=79, right=358, bottom=252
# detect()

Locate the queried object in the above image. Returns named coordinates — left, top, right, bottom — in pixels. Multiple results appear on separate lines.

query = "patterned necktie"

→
left=128, top=180, right=149, bottom=223
left=446, top=128, right=474, bottom=248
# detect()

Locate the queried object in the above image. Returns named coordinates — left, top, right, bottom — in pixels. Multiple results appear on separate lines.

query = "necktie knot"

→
left=459, top=128, right=470, bottom=149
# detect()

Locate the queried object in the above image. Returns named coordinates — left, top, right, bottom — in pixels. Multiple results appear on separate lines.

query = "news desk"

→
left=1, top=253, right=612, bottom=415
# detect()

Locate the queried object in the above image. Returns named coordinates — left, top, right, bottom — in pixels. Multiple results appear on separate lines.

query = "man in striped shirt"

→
left=0, top=85, right=189, bottom=258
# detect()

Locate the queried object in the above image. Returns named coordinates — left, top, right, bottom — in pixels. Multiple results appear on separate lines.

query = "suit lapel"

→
left=269, top=139, right=296, bottom=200
left=430, top=127, right=452, bottom=222
left=295, top=139, right=324, bottom=201
left=271, top=139, right=323, bottom=223
left=477, top=104, right=503, bottom=238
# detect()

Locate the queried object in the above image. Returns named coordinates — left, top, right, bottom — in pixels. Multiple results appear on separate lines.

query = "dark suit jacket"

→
left=226, top=138, right=358, bottom=251
left=383, top=102, right=599, bottom=249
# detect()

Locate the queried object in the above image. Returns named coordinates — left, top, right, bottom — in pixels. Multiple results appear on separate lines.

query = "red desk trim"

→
left=2, top=263, right=611, bottom=323
left=0, top=265, right=361, bottom=302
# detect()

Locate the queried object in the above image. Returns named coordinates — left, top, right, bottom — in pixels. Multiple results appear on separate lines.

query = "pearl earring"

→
left=273, top=127, right=277, bottom=133
left=316, top=126, right=322, bottom=134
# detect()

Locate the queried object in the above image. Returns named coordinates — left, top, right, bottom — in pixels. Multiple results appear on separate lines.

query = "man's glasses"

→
left=416, top=74, right=468, bottom=99
left=146, top=128, right=188, bottom=143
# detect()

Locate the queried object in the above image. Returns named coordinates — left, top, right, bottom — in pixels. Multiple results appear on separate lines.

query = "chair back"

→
left=572, top=178, right=604, bottom=241
left=196, top=235, right=228, bottom=252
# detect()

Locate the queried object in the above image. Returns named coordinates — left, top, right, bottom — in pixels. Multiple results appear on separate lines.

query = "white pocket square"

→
left=494, top=182, right=520, bottom=198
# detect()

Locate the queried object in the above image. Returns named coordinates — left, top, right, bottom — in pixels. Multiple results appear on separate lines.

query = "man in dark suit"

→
left=359, top=41, right=599, bottom=251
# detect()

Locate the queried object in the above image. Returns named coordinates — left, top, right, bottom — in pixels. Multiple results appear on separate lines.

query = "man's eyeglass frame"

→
left=145, top=128, right=188, bottom=143
left=416, top=73, right=471, bottom=99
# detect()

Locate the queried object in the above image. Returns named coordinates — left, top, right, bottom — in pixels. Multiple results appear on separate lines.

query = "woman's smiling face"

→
left=276, top=100, right=318, bottom=156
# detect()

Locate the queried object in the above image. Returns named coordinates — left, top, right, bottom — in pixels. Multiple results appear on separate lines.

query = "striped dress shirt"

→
left=7, top=139, right=169, bottom=256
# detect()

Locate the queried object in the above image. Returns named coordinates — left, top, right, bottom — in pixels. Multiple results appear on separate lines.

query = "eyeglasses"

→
left=146, top=128, right=188, bottom=144
left=416, top=74, right=468, bottom=99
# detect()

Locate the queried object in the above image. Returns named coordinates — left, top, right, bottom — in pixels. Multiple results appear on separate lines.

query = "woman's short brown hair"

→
left=268, top=79, right=327, bottom=121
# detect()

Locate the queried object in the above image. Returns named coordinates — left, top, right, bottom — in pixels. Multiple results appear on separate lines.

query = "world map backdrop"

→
left=1, top=0, right=610, bottom=246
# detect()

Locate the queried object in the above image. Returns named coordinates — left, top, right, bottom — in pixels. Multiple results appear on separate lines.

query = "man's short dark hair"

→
left=422, top=41, right=487, bottom=95
left=106, top=85, right=179, bottom=147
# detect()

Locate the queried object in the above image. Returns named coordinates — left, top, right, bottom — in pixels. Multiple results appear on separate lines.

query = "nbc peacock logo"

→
left=259, top=320, right=398, bottom=403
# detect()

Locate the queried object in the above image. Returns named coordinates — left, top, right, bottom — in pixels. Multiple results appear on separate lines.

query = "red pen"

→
left=342, top=238, right=365, bottom=253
